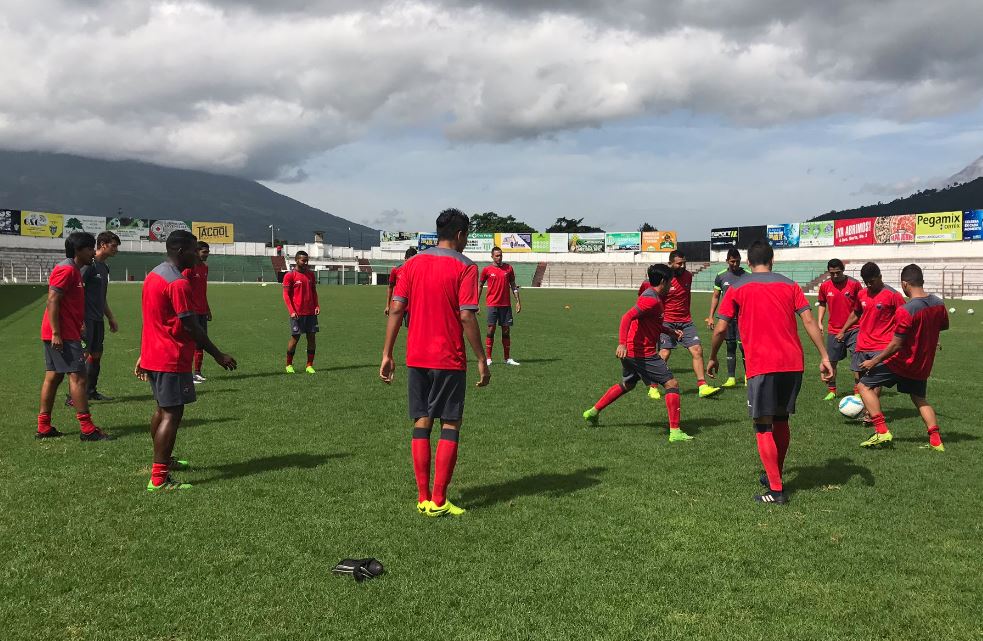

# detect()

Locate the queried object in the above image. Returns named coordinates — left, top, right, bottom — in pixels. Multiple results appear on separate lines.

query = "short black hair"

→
left=726, top=247, right=741, bottom=261
left=296, top=250, right=309, bottom=259
left=668, top=249, right=685, bottom=262
left=747, top=240, right=773, bottom=267
left=436, top=208, right=469, bottom=241
left=860, top=262, right=881, bottom=281
left=491, top=246, right=502, bottom=254
left=65, top=232, right=96, bottom=258
left=96, top=231, right=121, bottom=248
left=404, top=247, right=417, bottom=260
left=900, top=263, right=924, bottom=287
left=197, top=241, right=210, bottom=251
left=648, top=263, right=672, bottom=287
left=166, top=230, right=196, bottom=256
left=827, top=258, right=845, bottom=271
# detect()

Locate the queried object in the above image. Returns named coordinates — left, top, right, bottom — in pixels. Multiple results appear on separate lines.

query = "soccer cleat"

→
left=505, top=359, right=521, bottom=366
left=860, top=431, right=893, bottom=448
left=88, top=391, right=114, bottom=401
left=426, top=500, right=466, bottom=517
left=416, top=500, right=431, bottom=514
left=169, top=456, right=190, bottom=471
left=486, top=358, right=493, bottom=366
left=305, top=365, right=316, bottom=374
left=80, top=428, right=115, bottom=442
left=823, top=391, right=837, bottom=401
left=647, top=386, right=661, bottom=400
left=285, top=365, right=295, bottom=374
left=722, top=377, right=737, bottom=388
left=754, top=490, right=788, bottom=505
left=921, top=443, right=945, bottom=452
left=668, top=429, right=694, bottom=442
left=698, top=384, right=722, bottom=398
left=582, top=408, right=599, bottom=426
left=192, top=373, right=206, bottom=384
left=147, top=476, right=192, bottom=492
left=35, top=426, right=65, bottom=440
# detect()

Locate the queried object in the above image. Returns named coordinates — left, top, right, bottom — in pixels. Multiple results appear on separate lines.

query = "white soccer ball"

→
left=814, top=301, right=820, bottom=306
left=949, top=307, right=956, bottom=313
left=969, top=309, right=975, bottom=315
left=838, top=395, right=865, bottom=419
left=262, top=283, right=268, bottom=287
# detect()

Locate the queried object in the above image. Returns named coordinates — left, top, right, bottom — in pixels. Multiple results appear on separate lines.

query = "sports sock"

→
left=37, top=412, right=52, bottom=434
left=150, top=462, right=169, bottom=487
left=870, top=413, right=889, bottom=434
left=286, top=350, right=295, bottom=366
left=502, top=336, right=511, bottom=360
left=773, top=419, right=790, bottom=473
left=485, top=335, right=494, bottom=360
left=726, top=341, right=737, bottom=378
left=755, top=425, right=782, bottom=492
left=927, top=425, right=943, bottom=447
left=86, top=357, right=100, bottom=394
left=306, top=350, right=315, bottom=367
left=411, top=427, right=432, bottom=503
left=76, top=412, right=96, bottom=435
left=697, top=378, right=707, bottom=387
left=594, top=384, right=626, bottom=412
left=664, top=388, right=681, bottom=429
left=193, top=350, right=204, bottom=374
left=827, top=385, right=837, bottom=394
left=431, top=428, right=459, bottom=507
left=853, top=384, right=859, bottom=395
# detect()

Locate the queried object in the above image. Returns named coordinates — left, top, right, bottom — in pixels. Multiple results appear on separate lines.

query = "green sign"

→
left=531, top=233, right=551, bottom=252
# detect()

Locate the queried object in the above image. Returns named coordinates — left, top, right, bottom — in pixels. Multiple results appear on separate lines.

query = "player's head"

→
left=827, top=258, right=846, bottom=283
left=647, top=263, right=673, bottom=294
left=491, top=246, right=503, bottom=265
left=860, top=262, right=882, bottom=288
left=295, top=250, right=309, bottom=270
left=747, top=240, right=773, bottom=269
left=96, top=231, right=121, bottom=258
left=196, top=241, right=210, bottom=262
left=166, top=230, right=198, bottom=270
left=726, top=247, right=741, bottom=271
left=65, top=232, right=97, bottom=263
left=899, top=263, right=924, bottom=296
left=436, top=208, right=470, bottom=252
left=667, top=249, right=686, bottom=274
left=404, top=247, right=417, bottom=260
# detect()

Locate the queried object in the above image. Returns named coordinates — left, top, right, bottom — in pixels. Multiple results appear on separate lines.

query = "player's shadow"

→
left=459, top=466, right=606, bottom=509
left=507, top=358, right=562, bottom=364
left=323, top=363, right=377, bottom=372
left=0, top=285, right=46, bottom=324
left=894, top=430, right=979, bottom=444
left=193, top=452, right=349, bottom=485
left=607, top=417, right=730, bottom=435
left=109, top=415, right=240, bottom=438
left=110, top=389, right=239, bottom=403
left=787, top=457, right=875, bottom=493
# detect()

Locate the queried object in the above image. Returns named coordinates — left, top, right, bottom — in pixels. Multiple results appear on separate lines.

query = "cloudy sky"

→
left=2, top=1, right=982, bottom=237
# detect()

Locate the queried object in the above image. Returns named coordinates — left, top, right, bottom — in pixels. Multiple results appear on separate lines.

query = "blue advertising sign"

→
left=963, top=210, right=983, bottom=240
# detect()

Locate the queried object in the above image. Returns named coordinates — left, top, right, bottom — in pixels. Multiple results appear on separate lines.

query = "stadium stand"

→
left=0, top=249, right=64, bottom=283
left=540, top=262, right=711, bottom=289
left=841, top=259, right=983, bottom=298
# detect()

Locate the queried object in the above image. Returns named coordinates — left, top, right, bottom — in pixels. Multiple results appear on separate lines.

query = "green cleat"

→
left=147, top=477, right=192, bottom=492
left=823, top=391, right=837, bottom=401
left=921, top=443, right=945, bottom=452
left=417, top=500, right=431, bottom=514
left=699, top=384, right=722, bottom=398
left=169, top=456, right=190, bottom=471
left=285, top=365, right=295, bottom=374
left=583, top=408, right=599, bottom=426
left=860, top=431, right=893, bottom=448
left=306, top=365, right=316, bottom=374
left=722, top=377, right=737, bottom=388
left=647, top=386, right=661, bottom=400
left=668, top=429, right=694, bottom=442
left=426, top=500, right=466, bottom=517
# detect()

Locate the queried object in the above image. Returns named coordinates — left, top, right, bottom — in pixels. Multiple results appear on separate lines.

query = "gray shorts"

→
left=148, top=371, right=197, bottom=407
left=486, top=306, right=514, bottom=327
left=660, top=321, right=701, bottom=350
left=408, top=367, right=466, bottom=422
left=827, top=329, right=858, bottom=363
left=725, top=320, right=741, bottom=343
left=851, top=350, right=880, bottom=373
left=859, top=364, right=928, bottom=398
left=83, top=320, right=105, bottom=354
left=195, top=314, right=208, bottom=349
left=621, top=356, right=674, bottom=388
left=747, top=372, right=803, bottom=419
left=43, top=340, right=86, bottom=374
left=290, top=314, right=319, bottom=336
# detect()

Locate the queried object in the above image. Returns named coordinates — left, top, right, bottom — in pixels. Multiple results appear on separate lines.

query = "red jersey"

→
left=392, top=247, right=479, bottom=371
left=619, top=289, right=665, bottom=358
left=480, top=263, right=517, bottom=307
left=182, top=263, right=210, bottom=315
left=140, top=262, right=195, bottom=373
left=716, top=271, right=811, bottom=378
left=817, top=276, right=862, bottom=334
left=661, top=270, right=693, bottom=323
left=41, top=258, right=85, bottom=341
left=637, top=280, right=650, bottom=296
left=282, top=269, right=319, bottom=315
left=884, top=295, right=948, bottom=380
left=856, top=286, right=906, bottom=352
left=389, top=264, right=403, bottom=291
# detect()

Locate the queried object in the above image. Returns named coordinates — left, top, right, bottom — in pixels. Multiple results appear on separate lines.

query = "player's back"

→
left=626, top=289, right=664, bottom=357
left=886, top=294, right=948, bottom=380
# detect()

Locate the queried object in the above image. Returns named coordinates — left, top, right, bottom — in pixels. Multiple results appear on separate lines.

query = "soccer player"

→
left=385, top=247, right=417, bottom=325
left=36, top=232, right=113, bottom=441
left=816, top=258, right=862, bottom=400
left=855, top=265, right=948, bottom=451
left=583, top=264, right=693, bottom=442
left=282, top=250, right=320, bottom=374
left=480, top=246, right=522, bottom=366
left=705, top=247, right=747, bottom=388
left=380, top=208, right=491, bottom=517
left=182, top=241, right=211, bottom=384
left=134, top=230, right=237, bottom=491
left=80, top=231, right=121, bottom=401
left=659, top=250, right=721, bottom=398
left=708, top=241, right=832, bottom=505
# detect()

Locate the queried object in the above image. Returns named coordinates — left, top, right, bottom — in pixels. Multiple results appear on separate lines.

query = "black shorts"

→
left=83, top=320, right=105, bottom=354
left=148, top=371, right=197, bottom=407
left=486, top=306, right=514, bottom=327
left=407, top=367, right=466, bottom=422
left=290, top=315, right=319, bottom=335
left=747, top=372, right=803, bottom=419
left=195, top=314, right=208, bottom=349
left=43, top=340, right=86, bottom=374
left=859, top=364, right=928, bottom=397
left=725, top=320, right=741, bottom=343
left=660, top=321, right=701, bottom=350
left=827, top=328, right=858, bottom=363
left=621, top=356, right=674, bottom=388
left=851, top=350, right=879, bottom=373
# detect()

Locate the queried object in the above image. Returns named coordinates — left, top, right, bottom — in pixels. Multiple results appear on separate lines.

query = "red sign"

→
left=834, top=217, right=875, bottom=246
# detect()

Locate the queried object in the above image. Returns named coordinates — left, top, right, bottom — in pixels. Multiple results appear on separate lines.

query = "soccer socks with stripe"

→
left=664, top=388, right=681, bottom=429
left=485, top=335, right=494, bottom=360
left=76, top=413, right=96, bottom=435
left=755, top=424, right=782, bottom=492
left=502, top=336, right=511, bottom=360
left=193, top=350, right=204, bottom=374
left=773, top=418, right=790, bottom=473
left=726, top=341, right=737, bottom=378
left=411, top=427, right=432, bottom=503
left=286, top=350, right=295, bottom=366
left=150, top=462, right=169, bottom=487
left=871, top=413, right=889, bottom=434
left=306, top=350, right=315, bottom=368
left=594, top=384, right=627, bottom=412
left=37, top=412, right=52, bottom=435
left=927, top=425, right=943, bottom=447
left=431, top=428, right=459, bottom=507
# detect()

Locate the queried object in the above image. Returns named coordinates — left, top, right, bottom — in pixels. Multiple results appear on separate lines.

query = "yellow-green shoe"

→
left=583, top=408, right=599, bottom=427
left=860, top=431, right=893, bottom=448
left=722, top=377, right=737, bottom=388
left=285, top=365, right=295, bottom=374
left=417, top=500, right=431, bottom=514
left=699, top=384, right=722, bottom=398
left=147, top=477, right=192, bottom=492
left=306, top=365, right=316, bottom=374
left=648, top=386, right=661, bottom=400
left=921, top=443, right=945, bottom=452
left=426, top=500, right=466, bottom=517
left=823, top=391, right=837, bottom=401
left=668, top=429, right=694, bottom=442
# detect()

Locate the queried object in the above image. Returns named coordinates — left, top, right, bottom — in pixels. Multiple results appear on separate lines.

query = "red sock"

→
left=151, top=462, right=169, bottom=487
left=756, top=429, right=783, bottom=491
left=76, top=412, right=96, bottom=435
left=927, top=425, right=943, bottom=447
left=307, top=351, right=315, bottom=367
left=86, top=354, right=94, bottom=364
left=485, top=336, right=494, bottom=360
left=773, top=419, right=790, bottom=473
left=286, top=351, right=295, bottom=365
left=431, top=429, right=459, bottom=507
left=502, top=337, right=511, bottom=360
left=828, top=385, right=837, bottom=393
left=664, top=389, right=681, bottom=428
left=870, top=413, right=889, bottom=434
left=411, top=428, right=431, bottom=503
left=37, top=412, right=52, bottom=434
left=853, top=384, right=859, bottom=395
left=594, top=384, right=626, bottom=412
left=697, top=378, right=706, bottom=387
left=193, top=350, right=204, bottom=373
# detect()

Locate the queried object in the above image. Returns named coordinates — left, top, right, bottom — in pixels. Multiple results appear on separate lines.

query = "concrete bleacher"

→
left=540, top=262, right=711, bottom=289
left=841, top=259, right=983, bottom=299
left=0, top=249, right=65, bottom=283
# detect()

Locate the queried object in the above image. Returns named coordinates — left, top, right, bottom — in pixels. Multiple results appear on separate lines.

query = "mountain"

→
left=0, top=150, right=377, bottom=247
left=934, top=155, right=983, bottom=189
left=811, top=175, right=983, bottom=221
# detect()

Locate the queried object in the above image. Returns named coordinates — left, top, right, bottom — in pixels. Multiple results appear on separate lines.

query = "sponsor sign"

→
left=20, top=211, right=64, bottom=238
left=107, top=217, right=151, bottom=241
left=531, top=233, right=551, bottom=253
left=549, top=233, right=569, bottom=253
left=417, top=232, right=438, bottom=250
left=379, top=231, right=418, bottom=251
left=605, top=232, right=641, bottom=252
left=496, top=232, right=533, bottom=252
left=963, top=210, right=983, bottom=241
left=710, top=227, right=739, bottom=250
left=0, top=209, right=20, bottom=235
left=916, top=211, right=962, bottom=242
left=63, top=215, right=106, bottom=237
left=798, top=221, right=834, bottom=247
left=568, top=232, right=605, bottom=253
left=192, top=221, right=234, bottom=244
left=465, top=232, right=496, bottom=253
left=767, top=223, right=800, bottom=248
left=643, top=231, right=678, bottom=252
left=834, top=217, right=875, bottom=246
left=872, top=214, right=915, bottom=244
left=149, top=219, right=192, bottom=242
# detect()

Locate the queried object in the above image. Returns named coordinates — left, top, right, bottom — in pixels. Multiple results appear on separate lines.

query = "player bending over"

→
left=816, top=258, right=862, bottom=400
left=480, top=246, right=522, bottom=366
left=282, top=250, right=320, bottom=374
left=705, top=247, right=747, bottom=388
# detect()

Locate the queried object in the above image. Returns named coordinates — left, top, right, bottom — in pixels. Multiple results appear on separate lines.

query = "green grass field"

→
left=1, top=283, right=981, bottom=641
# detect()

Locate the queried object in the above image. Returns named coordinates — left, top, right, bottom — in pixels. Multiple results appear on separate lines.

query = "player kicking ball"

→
left=481, top=246, right=522, bottom=366
left=282, top=250, right=320, bottom=374
left=855, top=264, right=948, bottom=451
left=583, top=264, right=693, bottom=442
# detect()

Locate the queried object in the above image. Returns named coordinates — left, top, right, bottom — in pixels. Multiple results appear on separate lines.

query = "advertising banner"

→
left=549, top=233, right=569, bottom=253
left=531, top=233, right=551, bottom=253
left=872, top=214, right=915, bottom=244
left=916, top=211, right=962, bottom=242
left=834, top=217, right=875, bottom=246
left=465, top=232, right=496, bottom=253
left=568, top=232, right=605, bottom=253
left=149, top=219, right=192, bottom=242
left=605, top=232, right=641, bottom=252
left=643, top=231, right=678, bottom=252
left=192, top=221, right=234, bottom=244
left=379, top=231, right=418, bottom=251
left=108, top=217, right=151, bottom=241
left=963, top=210, right=983, bottom=241
left=63, top=215, right=106, bottom=237
left=20, top=211, right=64, bottom=238
left=496, top=232, right=533, bottom=252
left=417, top=232, right=438, bottom=250
left=767, top=223, right=800, bottom=248
left=798, top=221, right=834, bottom=247
left=710, top=227, right=739, bottom=250
left=0, top=209, right=20, bottom=235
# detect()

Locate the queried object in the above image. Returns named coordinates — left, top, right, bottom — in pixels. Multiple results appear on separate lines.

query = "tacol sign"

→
left=915, top=211, right=962, bottom=242
left=192, top=221, right=235, bottom=243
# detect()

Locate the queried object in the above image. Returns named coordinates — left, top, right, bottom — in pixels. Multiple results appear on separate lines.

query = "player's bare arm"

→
left=838, top=310, right=860, bottom=342
left=460, top=309, right=491, bottom=387
left=512, top=286, right=521, bottom=313
left=46, top=288, right=64, bottom=350
left=181, top=316, right=237, bottom=370
left=706, top=289, right=721, bottom=329
left=799, top=309, right=833, bottom=380
left=860, top=335, right=904, bottom=371
left=706, top=318, right=730, bottom=378
left=105, top=303, right=119, bottom=333
left=379, top=300, right=406, bottom=384
left=816, top=301, right=826, bottom=334
left=133, top=357, right=148, bottom=381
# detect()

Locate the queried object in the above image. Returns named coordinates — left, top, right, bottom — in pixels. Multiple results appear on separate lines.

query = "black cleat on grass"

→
left=88, top=392, right=113, bottom=401
left=36, top=427, right=65, bottom=440
left=80, top=428, right=115, bottom=442
left=332, top=558, right=385, bottom=583
left=754, top=490, right=788, bottom=505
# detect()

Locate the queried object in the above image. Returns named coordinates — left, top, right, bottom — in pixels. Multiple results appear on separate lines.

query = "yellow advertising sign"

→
left=642, top=231, right=677, bottom=252
left=915, top=211, right=962, bottom=243
left=192, top=221, right=234, bottom=244
left=20, top=211, right=64, bottom=238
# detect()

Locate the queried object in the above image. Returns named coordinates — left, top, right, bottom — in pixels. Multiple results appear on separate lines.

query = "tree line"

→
left=469, top=212, right=658, bottom=234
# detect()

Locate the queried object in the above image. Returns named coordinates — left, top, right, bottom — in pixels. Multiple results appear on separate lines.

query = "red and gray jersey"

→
left=140, top=262, right=195, bottom=373
left=619, top=288, right=665, bottom=358
left=884, top=294, right=948, bottom=380
left=661, top=270, right=693, bottom=323
left=856, top=285, right=906, bottom=352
